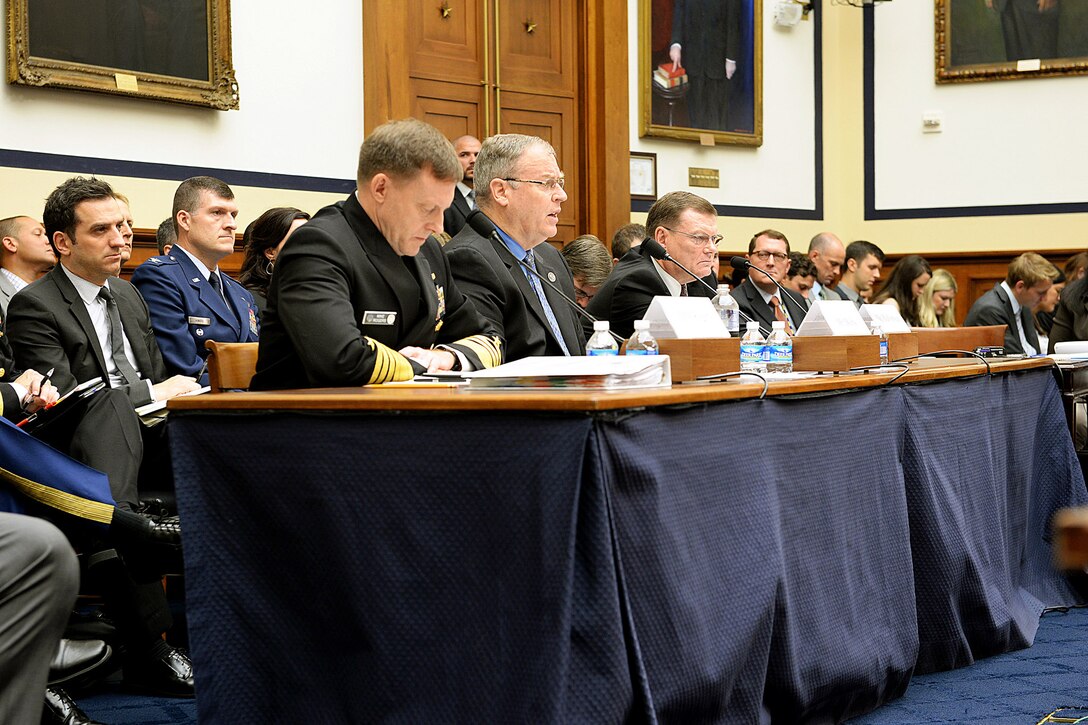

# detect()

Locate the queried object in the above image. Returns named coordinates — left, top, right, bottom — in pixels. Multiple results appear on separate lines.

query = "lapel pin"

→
left=547, top=271, right=557, bottom=283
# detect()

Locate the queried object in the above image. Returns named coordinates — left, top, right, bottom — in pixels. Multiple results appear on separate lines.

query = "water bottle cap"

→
left=746, top=321, right=759, bottom=330
left=593, top=320, right=610, bottom=331
left=772, top=321, right=785, bottom=330
left=633, top=319, right=650, bottom=330
left=717, top=284, right=729, bottom=294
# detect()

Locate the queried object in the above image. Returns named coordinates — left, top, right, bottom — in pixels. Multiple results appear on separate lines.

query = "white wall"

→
left=0, top=0, right=363, bottom=182
left=628, top=1, right=819, bottom=213
left=872, top=1, right=1088, bottom=211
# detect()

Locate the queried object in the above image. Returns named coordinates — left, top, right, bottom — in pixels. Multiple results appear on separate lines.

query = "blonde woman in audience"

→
left=917, top=268, right=958, bottom=328
left=872, top=254, right=932, bottom=326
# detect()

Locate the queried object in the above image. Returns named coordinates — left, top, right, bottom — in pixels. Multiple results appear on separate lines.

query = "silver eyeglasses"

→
left=750, top=250, right=789, bottom=263
left=662, top=226, right=723, bottom=247
left=502, top=177, right=566, bottom=190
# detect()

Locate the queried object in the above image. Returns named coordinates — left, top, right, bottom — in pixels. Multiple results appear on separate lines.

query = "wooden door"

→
left=364, top=0, right=628, bottom=248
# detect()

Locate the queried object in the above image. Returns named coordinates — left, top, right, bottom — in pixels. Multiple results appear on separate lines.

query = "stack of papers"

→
left=465, top=355, right=671, bottom=391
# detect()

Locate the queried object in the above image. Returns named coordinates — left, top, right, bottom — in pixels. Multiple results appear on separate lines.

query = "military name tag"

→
left=363, top=311, right=397, bottom=325
left=188, top=316, right=212, bottom=326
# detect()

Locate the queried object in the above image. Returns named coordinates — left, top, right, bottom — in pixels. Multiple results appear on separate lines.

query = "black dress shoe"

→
left=125, top=646, right=195, bottom=698
left=42, top=686, right=104, bottom=725
left=48, top=638, right=112, bottom=686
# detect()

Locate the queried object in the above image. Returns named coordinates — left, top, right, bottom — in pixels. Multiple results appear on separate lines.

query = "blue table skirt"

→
left=172, top=367, right=1086, bottom=724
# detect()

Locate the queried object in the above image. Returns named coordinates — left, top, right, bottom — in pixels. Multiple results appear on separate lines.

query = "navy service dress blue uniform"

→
left=131, top=251, right=259, bottom=385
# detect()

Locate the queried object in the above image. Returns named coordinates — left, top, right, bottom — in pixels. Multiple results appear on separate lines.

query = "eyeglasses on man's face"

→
left=750, top=250, right=789, bottom=263
left=663, top=226, right=723, bottom=248
left=502, top=177, right=566, bottom=190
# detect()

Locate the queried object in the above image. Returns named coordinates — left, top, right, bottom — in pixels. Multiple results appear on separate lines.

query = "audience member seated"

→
left=445, top=133, right=586, bottom=358
left=1034, top=269, right=1065, bottom=346
left=238, top=207, right=310, bottom=315
left=251, top=119, right=502, bottom=389
left=832, top=240, right=885, bottom=308
left=560, top=234, right=612, bottom=309
left=1065, top=252, right=1088, bottom=283
left=916, top=268, right=958, bottom=328
left=586, top=191, right=718, bottom=339
left=0, top=216, right=55, bottom=314
left=964, top=252, right=1058, bottom=355
left=1050, top=272, right=1088, bottom=352
left=131, top=176, right=259, bottom=384
left=733, top=229, right=807, bottom=333
left=112, top=192, right=135, bottom=266
left=610, top=222, right=647, bottom=263
left=784, top=252, right=817, bottom=306
left=155, top=217, right=176, bottom=256
left=872, top=254, right=932, bottom=326
left=443, top=135, right=482, bottom=237
left=806, top=232, right=846, bottom=302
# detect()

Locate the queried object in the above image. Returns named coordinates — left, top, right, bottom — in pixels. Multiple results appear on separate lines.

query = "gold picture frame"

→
left=639, top=0, right=762, bottom=146
left=935, top=0, right=1088, bottom=83
left=7, top=0, right=239, bottom=110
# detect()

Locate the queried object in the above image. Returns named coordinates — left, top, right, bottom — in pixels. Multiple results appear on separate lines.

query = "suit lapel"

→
left=533, top=247, right=579, bottom=352
left=490, top=234, right=551, bottom=331
left=111, top=281, right=155, bottom=376
left=453, top=191, right=471, bottom=222
left=401, top=252, right=440, bottom=342
left=741, top=283, right=775, bottom=331
left=51, top=268, right=110, bottom=378
left=344, top=195, right=422, bottom=334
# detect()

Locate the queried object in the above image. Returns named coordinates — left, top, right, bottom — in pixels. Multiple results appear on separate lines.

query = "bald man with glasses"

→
left=732, top=229, right=808, bottom=334
left=445, top=133, right=587, bottom=361
left=586, top=191, right=720, bottom=339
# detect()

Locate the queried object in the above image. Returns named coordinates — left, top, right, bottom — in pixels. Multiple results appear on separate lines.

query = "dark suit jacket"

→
left=443, top=188, right=473, bottom=238
left=671, top=0, right=742, bottom=80
left=732, top=278, right=808, bottom=335
left=445, top=218, right=586, bottom=360
left=0, top=325, right=25, bottom=420
left=585, top=243, right=715, bottom=340
left=251, top=193, right=502, bottom=390
left=1046, top=277, right=1088, bottom=353
left=963, top=282, right=1039, bottom=355
left=7, top=266, right=169, bottom=407
left=131, top=250, right=259, bottom=383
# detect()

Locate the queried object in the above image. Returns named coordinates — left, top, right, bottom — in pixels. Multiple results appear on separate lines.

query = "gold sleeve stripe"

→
left=0, top=466, right=114, bottom=525
left=364, top=337, right=416, bottom=384
left=456, top=335, right=504, bottom=369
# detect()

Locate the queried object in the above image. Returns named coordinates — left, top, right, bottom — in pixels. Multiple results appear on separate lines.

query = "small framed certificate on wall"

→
left=630, top=152, right=657, bottom=201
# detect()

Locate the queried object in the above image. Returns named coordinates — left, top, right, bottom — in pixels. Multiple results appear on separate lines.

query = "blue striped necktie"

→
left=523, top=249, right=570, bottom=356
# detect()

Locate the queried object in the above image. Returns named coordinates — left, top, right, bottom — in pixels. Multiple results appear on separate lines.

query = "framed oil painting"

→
left=7, top=0, right=239, bottom=109
left=639, top=0, right=763, bottom=146
left=936, top=0, right=1088, bottom=83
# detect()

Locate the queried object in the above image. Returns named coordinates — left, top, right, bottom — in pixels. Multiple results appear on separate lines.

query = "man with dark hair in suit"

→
left=0, top=216, right=55, bottom=315
left=251, top=119, right=502, bottom=389
left=155, top=217, right=176, bottom=256
left=669, top=0, right=743, bottom=131
left=610, top=222, right=647, bottom=263
left=445, top=133, right=587, bottom=360
left=586, top=191, right=719, bottom=340
left=834, top=240, right=885, bottom=308
left=131, top=176, right=258, bottom=385
left=966, top=252, right=1058, bottom=355
left=733, top=229, right=807, bottom=334
left=443, top=135, right=481, bottom=238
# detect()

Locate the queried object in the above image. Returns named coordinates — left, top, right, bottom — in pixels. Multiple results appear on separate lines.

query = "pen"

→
left=21, top=367, right=54, bottom=409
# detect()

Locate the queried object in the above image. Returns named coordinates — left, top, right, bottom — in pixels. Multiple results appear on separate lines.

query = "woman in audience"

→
left=872, top=254, right=932, bottom=326
left=239, top=207, right=310, bottom=314
left=917, top=268, right=958, bottom=327
left=1034, top=269, right=1066, bottom=351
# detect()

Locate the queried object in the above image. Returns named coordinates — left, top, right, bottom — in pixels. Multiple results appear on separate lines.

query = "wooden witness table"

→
left=167, top=355, right=1088, bottom=724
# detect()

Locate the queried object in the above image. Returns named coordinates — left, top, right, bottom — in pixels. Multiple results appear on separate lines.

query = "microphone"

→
left=729, top=255, right=810, bottom=317
left=643, top=238, right=765, bottom=334
left=465, top=210, right=625, bottom=344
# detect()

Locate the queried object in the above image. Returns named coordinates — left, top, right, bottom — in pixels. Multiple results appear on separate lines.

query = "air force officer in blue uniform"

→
left=132, top=177, right=258, bottom=384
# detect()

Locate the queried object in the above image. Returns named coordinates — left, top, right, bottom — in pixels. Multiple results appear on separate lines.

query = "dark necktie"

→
left=466, top=190, right=476, bottom=209
left=209, top=271, right=229, bottom=305
left=97, top=286, right=141, bottom=385
left=679, top=283, right=688, bottom=297
left=523, top=250, right=570, bottom=356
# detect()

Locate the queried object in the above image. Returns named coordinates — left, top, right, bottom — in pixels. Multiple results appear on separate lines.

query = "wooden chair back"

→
left=204, top=341, right=259, bottom=392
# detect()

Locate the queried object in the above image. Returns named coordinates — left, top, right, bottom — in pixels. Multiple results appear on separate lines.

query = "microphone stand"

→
left=729, top=256, right=810, bottom=329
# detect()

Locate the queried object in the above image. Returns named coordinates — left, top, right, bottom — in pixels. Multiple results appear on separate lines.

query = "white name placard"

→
left=795, top=300, right=871, bottom=337
left=860, top=304, right=911, bottom=333
left=641, top=296, right=729, bottom=339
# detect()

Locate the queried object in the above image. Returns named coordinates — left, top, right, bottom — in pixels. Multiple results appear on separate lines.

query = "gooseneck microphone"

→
left=465, top=210, right=625, bottom=344
left=729, top=256, right=810, bottom=318
left=642, top=238, right=766, bottom=334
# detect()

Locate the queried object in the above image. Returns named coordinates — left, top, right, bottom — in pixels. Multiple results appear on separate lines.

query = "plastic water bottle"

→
left=586, top=320, right=619, bottom=356
left=713, top=284, right=740, bottom=336
left=740, top=321, right=766, bottom=373
left=873, top=323, right=889, bottom=365
left=625, top=319, right=659, bottom=355
left=766, top=320, right=793, bottom=373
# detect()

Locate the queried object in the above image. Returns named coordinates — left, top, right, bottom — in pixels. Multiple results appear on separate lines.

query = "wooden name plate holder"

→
left=657, top=338, right=740, bottom=382
left=792, top=335, right=879, bottom=372
left=911, top=325, right=1006, bottom=355
left=888, top=332, right=919, bottom=362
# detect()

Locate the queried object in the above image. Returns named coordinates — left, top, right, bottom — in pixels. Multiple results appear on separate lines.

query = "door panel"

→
left=497, top=0, right=574, bottom=95
left=411, top=78, right=486, bottom=140
left=407, top=0, right=484, bottom=85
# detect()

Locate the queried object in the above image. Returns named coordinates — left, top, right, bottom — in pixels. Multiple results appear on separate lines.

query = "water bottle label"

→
left=769, top=344, right=792, bottom=364
left=740, top=344, right=762, bottom=364
left=588, top=348, right=619, bottom=356
left=761, top=345, right=771, bottom=363
left=625, top=349, right=657, bottom=355
left=880, top=340, right=888, bottom=359
left=725, top=309, right=739, bottom=332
